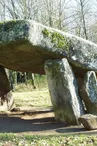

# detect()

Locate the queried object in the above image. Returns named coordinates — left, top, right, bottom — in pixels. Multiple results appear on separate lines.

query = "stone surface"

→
left=0, top=65, right=14, bottom=111
left=78, top=114, right=97, bottom=130
left=0, top=20, right=97, bottom=74
left=45, top=58, right=85, bottom=125
left=80, top=71, right=97, bottom=114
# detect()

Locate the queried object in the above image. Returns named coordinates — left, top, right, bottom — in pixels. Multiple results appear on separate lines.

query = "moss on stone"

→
left=42, top=28, right=50, bottom=36
left=1, top=20, right=17, bottom=31
left=0, top=20, right=20, bottom=32
left=42, top=28, right=71, bottom=51
left=0, top=20, right=29, bottom=45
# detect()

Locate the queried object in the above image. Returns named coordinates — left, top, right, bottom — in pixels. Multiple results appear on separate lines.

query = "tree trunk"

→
left=31, top=73, right=36, bottom=89
left=80, top=0, right=88, bottom=39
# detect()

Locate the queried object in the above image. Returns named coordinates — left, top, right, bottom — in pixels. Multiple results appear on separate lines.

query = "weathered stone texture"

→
left=80, top=71, right=97, bottom=114
left=1, top=20, right=97, bottom=116
left=45, top=58, right=85, bottom=125
left=0, top=65, right=14, bottom=111
left=0, top=20, right=97, bottom=74
left=0, top=65, right=10, bottom=96
left=79, top=114, right=97, bottom=130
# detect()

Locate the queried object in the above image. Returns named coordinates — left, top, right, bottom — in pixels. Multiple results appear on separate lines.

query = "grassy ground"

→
left=0, top=133, right=97, bottom=146
left=13, top=89, right=52, bottom=108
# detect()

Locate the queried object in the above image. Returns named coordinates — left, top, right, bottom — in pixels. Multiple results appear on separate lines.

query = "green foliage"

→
left=0, top=134, right=97, bottom=146
left=9, top=71, right=48, bottom=91
left=16, top=74, right=48, bottom=90
left=34, top=74, right=48, bottom=89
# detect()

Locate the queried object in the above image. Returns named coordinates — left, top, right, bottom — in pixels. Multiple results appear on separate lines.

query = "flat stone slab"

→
left=0, top=20, right=97, bottom=73
left=78, top=114, right=97, bottom=130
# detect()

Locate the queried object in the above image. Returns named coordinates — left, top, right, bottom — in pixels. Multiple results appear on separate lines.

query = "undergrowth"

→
left=0, top=133, right=97, bottom=146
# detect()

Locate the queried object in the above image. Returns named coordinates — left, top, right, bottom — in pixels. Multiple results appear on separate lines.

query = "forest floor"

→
left=0, top=89, right=97, bottom=136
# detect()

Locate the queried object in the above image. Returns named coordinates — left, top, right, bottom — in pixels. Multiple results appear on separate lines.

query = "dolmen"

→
left=0, top=20, right=97, bottom=125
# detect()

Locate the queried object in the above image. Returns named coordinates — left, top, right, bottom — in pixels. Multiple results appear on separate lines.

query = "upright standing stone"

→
left=0, top=65, right=14, bottom=111
left=80, top=71, right=97, bottom=114
left=45, top=58, right=85, bottom=125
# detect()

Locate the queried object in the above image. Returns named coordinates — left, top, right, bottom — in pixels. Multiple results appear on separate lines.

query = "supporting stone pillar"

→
left=44, top=58, right=85, bottom=125
left=80, top=71, right=97, bottom=115
left=0, top=65, right=14, bottom=111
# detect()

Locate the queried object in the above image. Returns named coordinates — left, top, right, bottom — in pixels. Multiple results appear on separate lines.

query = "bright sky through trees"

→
left=0, top=0, right=97, bottom=42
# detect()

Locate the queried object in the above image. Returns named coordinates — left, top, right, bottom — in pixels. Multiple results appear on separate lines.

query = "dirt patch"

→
left=0, top=108, right=97, bottom=135
left=0, top=91, right=97, bottom=136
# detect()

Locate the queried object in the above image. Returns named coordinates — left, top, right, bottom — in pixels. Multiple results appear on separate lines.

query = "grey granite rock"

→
left=45, top=58, right=85, bottom=125
left=79, top=114, right=97, bottom=130
left=80, top=71, right=97, bottom=114
left=0, top=65, right=14, bottom=111
left=0, top=20, right=97, bottom=74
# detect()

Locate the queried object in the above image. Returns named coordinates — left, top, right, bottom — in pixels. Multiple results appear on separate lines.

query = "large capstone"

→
left=0, top=65, right=14, bottom=111
left=80, top=71, right=97, bottom=114
left=45, top=58, right=85, bottom=125
left=0, top=20, right=97, bottom=74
